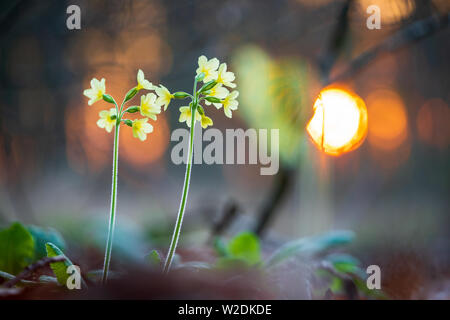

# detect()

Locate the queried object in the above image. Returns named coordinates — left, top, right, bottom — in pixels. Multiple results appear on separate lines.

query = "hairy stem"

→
left=102, top=123, right=120, bottom=285
left=163, top=104, right=197, bottom=273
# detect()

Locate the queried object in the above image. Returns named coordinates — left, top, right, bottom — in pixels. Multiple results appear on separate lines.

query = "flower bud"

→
left=200, top=80, right=217, bottom=93
left=124, top=88, right=138, bottom=102
left=102, top=94, right=115, bottom=104
left=197, top=105, right=205, bottom=115
left=204, top=96, right=221, bottom=103
left=123, top=119, right=133, bottom=127
left=126, top=106, right=139, bottom=113
left=195, top=72, right=205, bottom=82
left=173, top=92, right=190, bottom=99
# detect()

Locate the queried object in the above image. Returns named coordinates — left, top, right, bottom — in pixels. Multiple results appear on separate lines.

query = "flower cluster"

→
left=83, top=55, right=238, bottom=141
left=82, top=56, right=238, bottom=278
left=192, top=55, right=239, bottom=126
left=83, top=69, right=160, bottom=141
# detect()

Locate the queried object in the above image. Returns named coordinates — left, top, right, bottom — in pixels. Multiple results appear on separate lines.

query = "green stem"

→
left=163, top=102, right=197, bottom=273
left=102, top=122, right=121, bottom=285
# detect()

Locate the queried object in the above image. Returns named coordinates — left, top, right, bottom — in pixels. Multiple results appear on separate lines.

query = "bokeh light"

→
left=366, top=89, right=408, bottom=151
left=120, top=113, right=169, bottom=168
left=306, top=88, right=368, bottom=156
left=417, top=98, right=450, bottom=150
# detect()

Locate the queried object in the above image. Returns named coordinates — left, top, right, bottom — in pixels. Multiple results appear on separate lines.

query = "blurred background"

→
left=0, top=0, right=449, bottom=298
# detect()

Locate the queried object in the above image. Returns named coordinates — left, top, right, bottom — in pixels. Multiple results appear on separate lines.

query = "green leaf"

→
left=227, top=232, right=261, bottom=265
left=146, top=250, right=161, bottom=268
left=329, top=276, right=343, bottom=293
left=265, top=230, right=355, bottom=268
left=326, top=253, right=360, bottom=274
left=45, top=242, right=73, bottom=286
left=27, top=225, right=66, bottom=260
left=0, top=222, right=35, bottom=275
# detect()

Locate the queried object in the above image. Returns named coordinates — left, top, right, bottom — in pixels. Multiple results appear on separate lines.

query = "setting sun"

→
left=306, top=88, right=368, bottom=156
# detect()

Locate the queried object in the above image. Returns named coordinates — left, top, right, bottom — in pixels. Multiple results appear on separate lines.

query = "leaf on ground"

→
left=227, top=232, right=261, bottom=265
left=0, top=222, right=35, bottom=275
left=146, top=250, right=162, bottom=268
left=326, top=253, right=360, bottom=274
left=265, top=230, right=355, bottom=268
left=45, top=242, right=73, bottom=286
left=27, top=225, right=66, bottom=260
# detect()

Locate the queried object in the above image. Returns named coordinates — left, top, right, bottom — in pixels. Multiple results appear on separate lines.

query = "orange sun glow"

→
left=306, top=88, right=368, bottom=156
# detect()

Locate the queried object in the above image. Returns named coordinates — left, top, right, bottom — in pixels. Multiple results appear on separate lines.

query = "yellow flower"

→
left=196, top=55, right=219, bottom=82
left=216, top=63, right=236, bottom=88
left=136, top=69, right=153, bottom=90
left=205, top=84, right=229, bottom=106
left=155, top=85, right=174, bottom=111
left=200, top=114, right=213, bottom=129
left=132, top=118, right=153, bottom=141
left=96, top=108, right=117, bottom=133
left=138, top=93, right=161, bottom=120
left=221, top=91, right=239, bottom=118
left=83, top=78, right=106, bottom=106
left=179, top=106, right=201, bottom=128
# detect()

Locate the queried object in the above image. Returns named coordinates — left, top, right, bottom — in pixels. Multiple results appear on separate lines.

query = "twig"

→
left=326, top=12, right=450, bottom=85
left=0, top=270, right=39, bottom=285
left=319, top=0, right=354, bottom=82
left=254, top=166, right=294, bottom=236
left=208, top=200, right=239, bottom=242
left=3, top=256, right=65, bottom=288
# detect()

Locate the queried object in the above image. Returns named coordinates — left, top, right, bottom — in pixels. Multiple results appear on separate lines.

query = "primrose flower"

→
left=136, top=69, right=153, bottom=91
left=132, top=118, right=153, bottom=141
left=221, top=90, right=239, bottom=118
left=196, top=55, right=219, bottom=82
left=205, top=84, right=229, bottom=106
left=137, top=93, right=161, bottom=120
left=155, top=85, right=174, bottom=111
left=200, top=114, right=213, bottom=129
left=83, top=78, right=106, bottom=105
left=96, top=108, right=117, bottom=133
left=216, top=63, right=236, bottom=88
left=179, top=106, right=201, bottom=128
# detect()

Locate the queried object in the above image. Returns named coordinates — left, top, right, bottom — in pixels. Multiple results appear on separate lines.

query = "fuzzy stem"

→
left=102, top=122, right=120, bottom=285
left=163, top=105, right=197, bottom=273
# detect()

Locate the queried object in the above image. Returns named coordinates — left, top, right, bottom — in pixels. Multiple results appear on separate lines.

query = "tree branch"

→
left=3, top=256, right=65, bottom=288
left=326, top=13, right=450, bottom=85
